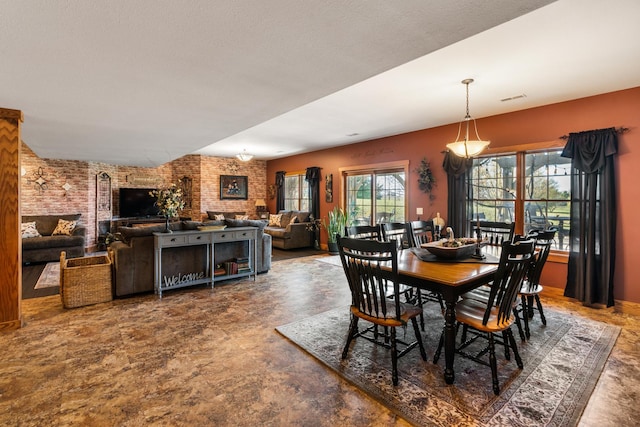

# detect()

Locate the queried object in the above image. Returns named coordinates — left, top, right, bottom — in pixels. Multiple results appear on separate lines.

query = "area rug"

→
left=315, top=255, right=341, bottom=267
left=276, top=304, right=620, bottom=426
left=34, top=262, right=60, bottom=289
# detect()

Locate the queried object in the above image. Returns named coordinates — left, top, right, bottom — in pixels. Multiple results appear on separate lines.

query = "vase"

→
left=328, top=241, right=339, bottom=255
left=164, top=216, right=172, bottom=233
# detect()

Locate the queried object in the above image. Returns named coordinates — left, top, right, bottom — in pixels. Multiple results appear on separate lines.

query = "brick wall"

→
left=20, top=143, right=267, bottom=250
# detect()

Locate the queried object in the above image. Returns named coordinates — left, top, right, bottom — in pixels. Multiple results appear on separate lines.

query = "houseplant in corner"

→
left=150, top=184, right=185, bottom=233
left=323, top=206, right=347, bottom=254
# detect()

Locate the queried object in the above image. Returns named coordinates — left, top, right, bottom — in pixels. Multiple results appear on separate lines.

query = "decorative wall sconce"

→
left=227, top=160, right=239, bottom=174
left=325, top=174, right=333, bottom=203
left=26, top=167, right=50, bottom=194
left=268, top=184, right=276, bottom=200
left=179, top=176, right=193, bottom=209
left=97, top=172, right=112, bottom=211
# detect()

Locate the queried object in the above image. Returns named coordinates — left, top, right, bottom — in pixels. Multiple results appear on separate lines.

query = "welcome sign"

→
left=163, top=271, right=206, bottom=287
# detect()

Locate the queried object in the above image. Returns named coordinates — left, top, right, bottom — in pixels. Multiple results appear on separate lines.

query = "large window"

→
left=284, top=173, right=310, bottom=211
left=343, top=163, right=407, bottom=226
left=467, top=149, right=572, bottom=251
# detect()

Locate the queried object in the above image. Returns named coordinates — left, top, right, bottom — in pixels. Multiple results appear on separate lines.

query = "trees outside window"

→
left=467, top=149, right=572, bottom=251
left=284, top=174, right=309, bottom=211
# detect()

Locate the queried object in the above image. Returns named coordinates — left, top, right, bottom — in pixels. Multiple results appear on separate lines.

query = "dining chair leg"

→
left=417, top=290, right=425, bottom=331
left=527, top=295, right=535, bottom=318
left=501, top=330, right=511, bottom=361
left=433, top=330, right=444, bottom=364
left=411, top=317, right=427, bottom=361
left=513, top=303, right=527, bottom=341
left=488, top=333, right=500, bottom=395
left=520, top=295, right=531, bottom=339
left=506, top=327, right=523, bottom=369
left=342, top=315, right=359, bottom=359
left=535, top=295, right=547, bottom=325
left=390, top=327, right=399, bottom=386
left=460, top=323, right=468, bottom=344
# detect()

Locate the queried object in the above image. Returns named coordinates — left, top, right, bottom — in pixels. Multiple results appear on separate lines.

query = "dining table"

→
left=393, top=247, right=499, bottom=385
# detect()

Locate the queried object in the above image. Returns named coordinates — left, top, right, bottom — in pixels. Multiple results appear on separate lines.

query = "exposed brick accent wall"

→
left=200, top=157, right=267, bottom=220
left=20, top=144, right=266, bottom=250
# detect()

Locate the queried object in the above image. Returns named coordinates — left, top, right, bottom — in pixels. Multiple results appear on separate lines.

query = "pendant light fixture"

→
left=446, top=78, right=490, bottom=158
left=236, top=149, right=254, bottom=162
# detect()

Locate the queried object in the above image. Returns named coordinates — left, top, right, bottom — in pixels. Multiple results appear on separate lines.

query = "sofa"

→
left=22, top=214, right=86, bottom=263
left=205, top=211, right=249, bottom=221
left=108, top=218, right=272, bottom=297
left=264, top=210, right=313, bottom=250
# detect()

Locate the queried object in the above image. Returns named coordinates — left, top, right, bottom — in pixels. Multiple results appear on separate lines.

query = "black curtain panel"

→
left=561, top=127, right=618, bottom=307
left=275, top=171, right=286, bottom=212
left=305, top=167, right=321, bottom=220
left=443, top=152, right=473, bottom=236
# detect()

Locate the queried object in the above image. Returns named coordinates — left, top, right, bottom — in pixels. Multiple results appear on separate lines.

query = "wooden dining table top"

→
left=395, top=249, right=499, bottom=289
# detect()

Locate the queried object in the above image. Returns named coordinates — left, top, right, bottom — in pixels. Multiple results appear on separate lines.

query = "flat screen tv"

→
left=118, top=188, right=160, bottom=218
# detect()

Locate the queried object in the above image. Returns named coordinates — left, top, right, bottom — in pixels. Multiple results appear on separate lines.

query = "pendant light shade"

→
left=446, top=79, right=490, bottom=158
left=236, top=149, right=253, bottom=162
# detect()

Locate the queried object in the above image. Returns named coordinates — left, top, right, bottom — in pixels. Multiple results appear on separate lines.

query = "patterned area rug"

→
left=34, top=262, right=60, bottom=289
left=277, top=302, right=620, bottom=426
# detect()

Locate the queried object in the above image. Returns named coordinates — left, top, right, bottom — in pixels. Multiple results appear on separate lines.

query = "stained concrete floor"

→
left=2, top=254, right=639, bottom=426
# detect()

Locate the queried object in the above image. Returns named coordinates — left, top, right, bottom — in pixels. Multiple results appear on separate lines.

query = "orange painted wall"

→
left=267, top=87, right=640, bottom=304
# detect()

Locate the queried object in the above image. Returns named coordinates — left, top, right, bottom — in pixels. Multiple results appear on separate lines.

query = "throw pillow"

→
left=214, top=214, right=226, bottom=221
left=290, top=216, right=298, bottom=224
left=21, top=221, right=41, bottom=238
left=52, top=219, right=77, bottom=236
left=269, top=214, right=283, bottom=227
left=235, top=214, right=249, bottom=220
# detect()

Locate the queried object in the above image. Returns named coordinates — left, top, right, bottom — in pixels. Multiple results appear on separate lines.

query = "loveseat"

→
left=108, top=218, right=271, bottom=297
left=264, top=210, right=313, bottom=250
left=22, top=214, right=86, bottom=263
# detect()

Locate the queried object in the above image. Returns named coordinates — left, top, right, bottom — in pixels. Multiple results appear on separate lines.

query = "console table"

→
left=153, top=227, right=257, bottom=298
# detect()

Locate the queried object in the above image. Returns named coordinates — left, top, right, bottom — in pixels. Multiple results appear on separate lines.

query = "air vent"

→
left=500, top=94, right=527, bottom=102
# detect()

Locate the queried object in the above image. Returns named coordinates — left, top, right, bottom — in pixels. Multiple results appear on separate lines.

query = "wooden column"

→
left=0, top=108, right=23, bottom=331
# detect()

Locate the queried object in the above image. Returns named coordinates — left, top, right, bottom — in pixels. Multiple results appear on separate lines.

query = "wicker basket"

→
left=60, top=251, right=113, bottom=308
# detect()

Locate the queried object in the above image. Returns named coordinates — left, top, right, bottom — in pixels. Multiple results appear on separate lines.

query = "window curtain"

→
left=443, top=152, right=473, bottom=235
left=275, top=171, right=286, bottom=212
left=561, top=127, right=618, bottom=307
left=305, top=166, right=321, bottom=220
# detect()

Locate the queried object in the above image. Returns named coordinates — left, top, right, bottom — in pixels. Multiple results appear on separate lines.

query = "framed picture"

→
left=220, top=175, right=248, bottom=200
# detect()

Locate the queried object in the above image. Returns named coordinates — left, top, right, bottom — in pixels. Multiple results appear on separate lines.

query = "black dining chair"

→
left=517, top=228, right=556, bottom=339
left=337, top=235, right=427, bottom=386
left=344, top=224, right=382, bottom=241
left=382, top=222, right=424, bottom=316
left=405, top=220, right=444, bottom=314
left=406, top=220, right=434, bottom=247
left=433, top=239, right=536, bottom=395
left=382, top=222, right=410, bottom=250
left=471, top=220, right=515, bottom=247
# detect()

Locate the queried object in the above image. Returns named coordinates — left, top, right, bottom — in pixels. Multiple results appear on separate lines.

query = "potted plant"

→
left=323, top=206, right=347, bottom=254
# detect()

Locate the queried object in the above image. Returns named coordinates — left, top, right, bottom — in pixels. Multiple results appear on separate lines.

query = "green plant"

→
left=323, top=206, right=347, bottom=243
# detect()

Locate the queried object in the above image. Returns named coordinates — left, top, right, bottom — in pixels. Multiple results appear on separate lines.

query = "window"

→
left=283, top=173, right=309, bottom=211
left=342, top=163, right=407, bottom=226
left=467, top=149, right=572, bottom=251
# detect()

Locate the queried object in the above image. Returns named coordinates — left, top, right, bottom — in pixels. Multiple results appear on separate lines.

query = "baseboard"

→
left=542, top=285, right=640, bottom=316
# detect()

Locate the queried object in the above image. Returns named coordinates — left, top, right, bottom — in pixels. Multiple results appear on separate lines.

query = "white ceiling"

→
left=2, top=0, right=640, bottom=166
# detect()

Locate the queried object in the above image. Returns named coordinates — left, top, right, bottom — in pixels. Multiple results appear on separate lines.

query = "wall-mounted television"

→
left=118, top=188, right=160, bottom=218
